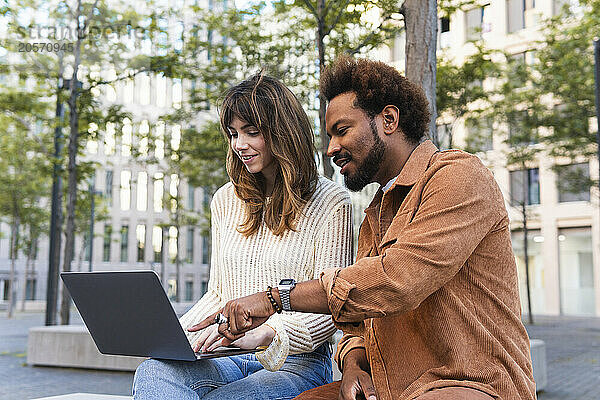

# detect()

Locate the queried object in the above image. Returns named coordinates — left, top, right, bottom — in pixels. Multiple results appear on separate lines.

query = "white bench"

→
left=32, top=394, right=131, bottom=400
left=27, top=325, right=144, bottom=371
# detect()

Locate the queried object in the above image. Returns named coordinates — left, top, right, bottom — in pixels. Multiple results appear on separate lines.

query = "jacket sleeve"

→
left=256, top=199, right=354, bottom=371
left=179, top=197, right=224, bottom=345
left=320, top=158, right=506, bottom=323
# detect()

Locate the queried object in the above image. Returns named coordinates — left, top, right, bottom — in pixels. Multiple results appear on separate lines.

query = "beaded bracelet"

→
left=266, top=286, right=283, bottom=314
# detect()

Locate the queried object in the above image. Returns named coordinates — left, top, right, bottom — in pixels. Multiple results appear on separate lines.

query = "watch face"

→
left=280, top=279, right=294, bottom=285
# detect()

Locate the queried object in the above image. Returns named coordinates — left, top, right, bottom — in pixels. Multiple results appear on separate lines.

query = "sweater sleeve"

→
left=179, top=197, right=224, bottom=345
left=256, top=198, right=354, bottom=371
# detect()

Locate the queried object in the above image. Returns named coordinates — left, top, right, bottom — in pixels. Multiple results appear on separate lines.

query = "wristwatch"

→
left=278, top=279, right=296, bottom=311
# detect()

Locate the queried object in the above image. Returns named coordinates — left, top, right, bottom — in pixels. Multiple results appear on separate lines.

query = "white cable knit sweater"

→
left=179, top=176, right=353, bottom=371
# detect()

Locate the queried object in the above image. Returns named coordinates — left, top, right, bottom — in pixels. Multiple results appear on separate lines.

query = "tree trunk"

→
left=60, top=2, right=84, bottom=325
left=21, top=232, right=34, bottom=312
left=402, top=0, right=439, bottom=146
left=7, top=210, right=19, bottom=318
left=316, top=0, right=333, bottom=178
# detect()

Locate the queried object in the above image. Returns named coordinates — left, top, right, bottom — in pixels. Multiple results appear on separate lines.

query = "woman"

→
left=132, top=73, right=353, bottom=399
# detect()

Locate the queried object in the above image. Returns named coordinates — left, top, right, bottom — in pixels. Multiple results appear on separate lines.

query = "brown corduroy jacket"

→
left=320, top=140, right=536, bottom=400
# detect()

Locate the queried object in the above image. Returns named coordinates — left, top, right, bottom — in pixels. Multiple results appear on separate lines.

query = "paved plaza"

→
left=0, top=311, right=599, bottom=399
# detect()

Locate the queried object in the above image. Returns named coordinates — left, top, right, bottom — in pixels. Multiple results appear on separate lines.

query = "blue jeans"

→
left=132, top=343, right=332, bottom=399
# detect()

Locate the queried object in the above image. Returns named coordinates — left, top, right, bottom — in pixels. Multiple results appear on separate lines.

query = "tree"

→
left=0, top=88, right=52, bottom=317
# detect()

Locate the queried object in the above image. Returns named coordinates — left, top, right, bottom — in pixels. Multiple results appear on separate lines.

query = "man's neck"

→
left=376, top=140, right=419, bottom=186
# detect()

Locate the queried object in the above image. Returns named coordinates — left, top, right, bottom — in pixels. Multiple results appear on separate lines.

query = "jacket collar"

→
left=364, top=139, right=439, bottom=213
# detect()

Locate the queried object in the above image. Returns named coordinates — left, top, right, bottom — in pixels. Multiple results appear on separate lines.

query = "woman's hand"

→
left=193, top=324, right=276, bottom=353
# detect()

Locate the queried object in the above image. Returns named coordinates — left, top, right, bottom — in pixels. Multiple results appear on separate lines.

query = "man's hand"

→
left=339, top=348, right=377, bottom=400
left=189, top=291, right=276, bottom=340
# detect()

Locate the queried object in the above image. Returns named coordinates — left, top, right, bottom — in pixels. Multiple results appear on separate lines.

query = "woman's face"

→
left=228, top=116, right=276, bottom=179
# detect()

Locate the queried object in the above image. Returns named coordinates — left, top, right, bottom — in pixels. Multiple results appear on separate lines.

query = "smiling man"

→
left=193, top=56, right=536, bottom=400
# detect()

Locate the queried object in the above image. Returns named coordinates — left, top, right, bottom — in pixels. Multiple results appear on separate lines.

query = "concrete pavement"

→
left=1, top=312, right=599, bottom=399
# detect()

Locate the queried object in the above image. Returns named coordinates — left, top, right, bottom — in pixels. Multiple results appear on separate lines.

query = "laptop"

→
left=61, top=270, right=261, bottom=361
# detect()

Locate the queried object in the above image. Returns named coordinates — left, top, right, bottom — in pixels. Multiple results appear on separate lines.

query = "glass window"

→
left=185, top=280, right=193, bottom=302
left=173, top=78, right=182, bottom=109
left=510, top=168, right=540, bottom=206
left=2, top=280, right=9, bottom=300
left=186, top=228, right=194, bottom=263
left=171, top=125, right=181, bottom=160
left=25, top=279, right=36, bottom=300
left=120, top=225, right=129, bottom=262
left=120, top=170, right=131, bottom=211
left=153, top=226, right=163, bottom=263
left=105, top=122, right=115, bottom=155
left=464, top=118, right=493, bottom=153
left=556, top=163, right=590, bottom=203
left=103, top=224, right=112, bottom=262
left=200, top=280, right=208, bottom=296
left=188, top=185, right=195, bottom=210
left=170, top=174, right=179, bottom=212
left=137, top=172, right=148, bottom=211
left=154, top=173, right=164, bottom=212
left=202, top=235, right=209, bottom=264
left=105, top=170, right=113, bottom=207
left=169, top=226, right=178, bottom=262
left=441, top=16, right=450, bottom=33
left=139, top=120, right=149, bottom=156
left=139, top=73, right=150, bottom=106
left=156, top=75, right=167, bottom=108
left=155, top=121, right=165, bottom=160
left=465, top=7, right=484, bottom=41
left=122, top=118, right=132, bottom=157
left=124, top=77, right=134, bottom=104
left=511, top=229, right=545, bottom=315
left=507, top=0, right=525, bottom=33
left=136, top=224, right=146, bottom=262
left=167, top=278, right=177, bottom=301
left=559, top=227, right=595, bottom=316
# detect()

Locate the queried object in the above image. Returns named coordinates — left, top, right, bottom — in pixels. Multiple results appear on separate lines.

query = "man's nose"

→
left=326, top=137, right=341, bottom=158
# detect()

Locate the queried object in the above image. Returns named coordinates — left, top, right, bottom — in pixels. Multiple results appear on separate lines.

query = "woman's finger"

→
left=201, top=325, right=225, bottom=352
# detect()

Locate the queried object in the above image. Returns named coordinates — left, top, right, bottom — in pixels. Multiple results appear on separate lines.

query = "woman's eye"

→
left=247, top=131, right=259, bottom=136
left=230, top=133, right=238, bottom=139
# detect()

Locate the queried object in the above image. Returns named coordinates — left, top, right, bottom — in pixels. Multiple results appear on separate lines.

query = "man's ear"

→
left=381, top=105, right=399, bottom=135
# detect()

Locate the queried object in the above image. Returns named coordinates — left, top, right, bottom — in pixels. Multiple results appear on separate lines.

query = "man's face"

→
left=325, top=92, right=386, bottom=191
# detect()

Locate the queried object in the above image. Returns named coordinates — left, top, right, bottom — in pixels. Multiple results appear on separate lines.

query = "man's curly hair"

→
left=320, top=55, right=431, bottom=144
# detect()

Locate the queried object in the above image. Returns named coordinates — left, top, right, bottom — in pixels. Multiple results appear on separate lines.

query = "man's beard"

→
left=344, top=118, right=386, bottom=192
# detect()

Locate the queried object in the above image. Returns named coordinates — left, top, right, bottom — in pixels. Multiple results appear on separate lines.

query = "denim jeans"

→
left=132, top=343, right=332, bottom=400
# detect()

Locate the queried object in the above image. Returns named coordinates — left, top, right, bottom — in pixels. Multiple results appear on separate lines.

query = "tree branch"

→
left=300, top=0, right=319, bottom=18
left=323, top=0, right=351, bottom=37
left=346, top=14, right=401, bottom=55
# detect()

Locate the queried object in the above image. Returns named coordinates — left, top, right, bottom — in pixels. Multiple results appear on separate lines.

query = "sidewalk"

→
left=1, top=312, right=599, bottom=399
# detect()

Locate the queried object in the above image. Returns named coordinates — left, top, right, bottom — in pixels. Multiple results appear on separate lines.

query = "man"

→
left=192, top=56, right=536, bottom=400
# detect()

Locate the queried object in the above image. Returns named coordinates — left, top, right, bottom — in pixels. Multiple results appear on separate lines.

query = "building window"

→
left=103, top=224, right=112, bottom=262
left=171, top=125, right=181, bottom=160
left=137, top=171, right=148, bottom=211
left=185, top=280, right=193, bottom=302
left=139, top=73, right=151, bottom=106
left=136, top=224, right=146, bottom=262
left=167, top=278, right=177, bottom=301
left=153, top=225, right=163, bottom=263
left=556, top=163, right=590, bottom=203
left=168, top=226, right=178, bottom=263
left=188, top=185, right=195, bottom=210
left=465, top=6, right=485, bottom=41
left=105, top=170, right=113, bottom=207
left=155, top=121, right=165, bottom=160
left=3, top=280, right=9, bottom=301
left=508, top=109, right=535, bottom=144
left=441, top=16, right=450, bottom=33
left=25, top=279, right=36, bottom=300
left=156, top=75, right=167, bottom=108
left=202, top=235, right=209, bottom=264
left=507, top=0, right=524, bottom=33
left=510, top=168, right=540, bottom=205
left=186, top=228, right=194, bottom=263
left=122, top=118, right=132, bottom=157
left=437, top=123, right=452, bottom=150
left=559, top=227, right=595, bottom=316
left=120, top=225, right=129, bottom=262
left=120, top=170, right=131, bottom=211
left=173, top=78, right=182, bottom=110
left=200, top=280, right=208, bottom=296
left=511, top=229, right=545, bottom=315
left=84, top=232, right=90, bottom=262
left=170, top=174, right=179, bottom=212
left=139, top=120, right=149, bottom=157
left=464, top=118, right=493, bottom=153
left=154, top=173, right=164, bottom=212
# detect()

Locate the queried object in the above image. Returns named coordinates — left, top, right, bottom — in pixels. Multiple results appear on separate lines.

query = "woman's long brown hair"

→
left=219, top=72, right=318, bottom=237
